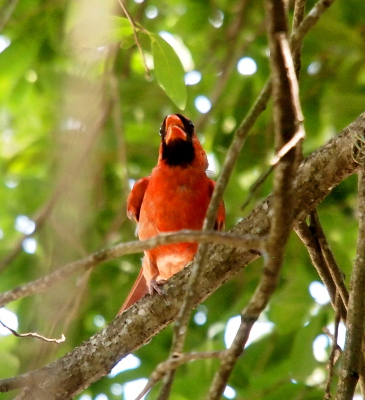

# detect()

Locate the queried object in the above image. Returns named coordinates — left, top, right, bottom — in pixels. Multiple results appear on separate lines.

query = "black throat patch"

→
left=160, top=114, right=196, bottom=166
left=161, top=138, right=195, bottom=166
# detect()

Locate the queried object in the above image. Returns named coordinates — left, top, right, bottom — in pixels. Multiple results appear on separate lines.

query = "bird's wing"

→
left=208, top=180, right=226, bottom=231
left=127, top=176, right=150, bottom=222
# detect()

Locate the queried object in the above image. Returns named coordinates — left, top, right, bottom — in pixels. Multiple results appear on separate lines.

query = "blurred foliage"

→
left=0, top=0, right=364, bottom=399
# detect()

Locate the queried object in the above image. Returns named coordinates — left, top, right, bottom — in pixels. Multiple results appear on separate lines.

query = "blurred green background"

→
left=0, top=0, right=364, bottom=399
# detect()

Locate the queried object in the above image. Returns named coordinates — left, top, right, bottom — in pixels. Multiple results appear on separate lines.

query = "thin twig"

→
left=290, top=0, right=336, bottom=55
left=294, top=218, right=347, bottom=319
left=134, top=351, right=223, bottom=400
left=117, top=0, right=150, bottom=77
left=0, top=0, right=19, bottom=31
left=324, top=294, right=341, bottom=400
left=0, top=230, right=264, bottom=308
left=241, top=101, right=305, bottom=210
left=309, top=211, right=349, bottom=309
left=0, top=320, right=65, bottom=344
left=270, top=127, right=305, bottom=165
left=34, top=269, right=93, bottom=368
left=241, top=135, right=303, bottom=211
left=241, top=165, right=274, bottom=211
left=291, top=0, right=307, bottom=76
left=296, top=211, right=365, bottom=397
left=240, top=0, right=313, bottom=211
left=206, top=315, right=255, bottom=399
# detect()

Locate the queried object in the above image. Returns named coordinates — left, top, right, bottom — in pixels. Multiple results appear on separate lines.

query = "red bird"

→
left=118, top=114, right=225, bottom=315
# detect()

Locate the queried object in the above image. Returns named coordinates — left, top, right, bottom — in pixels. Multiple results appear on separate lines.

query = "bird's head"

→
left=159, top=114, right=207, bottom=168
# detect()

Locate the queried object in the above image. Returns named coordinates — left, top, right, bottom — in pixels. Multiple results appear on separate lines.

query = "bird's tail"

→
left=118, top=269, right=148, bottom=315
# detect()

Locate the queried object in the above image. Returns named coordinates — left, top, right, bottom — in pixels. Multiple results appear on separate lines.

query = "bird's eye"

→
left=184, top=119, right=194, bottom=136
left=159, top=122, right=166, bottom=138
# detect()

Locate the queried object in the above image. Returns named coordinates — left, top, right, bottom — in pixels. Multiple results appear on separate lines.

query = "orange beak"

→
left=165, top=115, right=187, bottom=144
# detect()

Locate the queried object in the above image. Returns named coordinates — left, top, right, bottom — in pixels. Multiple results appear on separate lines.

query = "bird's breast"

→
left=138, top=165, right=212, bottom=239
left=151, top=244, right=197, bottom=279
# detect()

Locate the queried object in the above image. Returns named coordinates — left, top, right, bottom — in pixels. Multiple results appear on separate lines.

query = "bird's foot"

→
left=149, top=278, right=167, bottom=296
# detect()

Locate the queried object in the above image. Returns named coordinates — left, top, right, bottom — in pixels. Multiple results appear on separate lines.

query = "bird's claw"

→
left=149, top=278, right=167, bottom=296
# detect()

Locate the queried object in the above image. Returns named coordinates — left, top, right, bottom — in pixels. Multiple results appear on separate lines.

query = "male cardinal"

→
left=118, top=114, right=225, bottom=315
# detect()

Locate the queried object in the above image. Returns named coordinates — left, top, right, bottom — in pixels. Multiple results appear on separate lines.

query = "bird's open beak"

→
left=165, top=114, right=187, bottom=144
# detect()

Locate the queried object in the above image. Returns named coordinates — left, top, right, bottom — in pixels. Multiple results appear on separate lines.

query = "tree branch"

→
left=296, top=208, right=365, bottom=396
left=135, top=351, right=223, bottom=400
left=324, top=294, right=341, bottom=399
left=294, top=217, right=347, bottom=319
left=0, top=320, right=65, bottom=344
left=291, top=0, right=307, bottom=76
left=117, top=0, right=150, bottom=77
left=0, top=231, right=263, bottom=308
left=290, top=0, right=336, bottom=55
left=309, top=211, right=349, bottom=309
left=336, top=167, right=365, bottom=399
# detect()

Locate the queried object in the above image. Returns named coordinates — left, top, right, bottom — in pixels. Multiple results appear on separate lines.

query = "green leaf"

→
left=150, top=33, right=187, bottom=110
left=120, top=34, right=136, bottom=49
left=108, top=16, right=135, bottom=43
